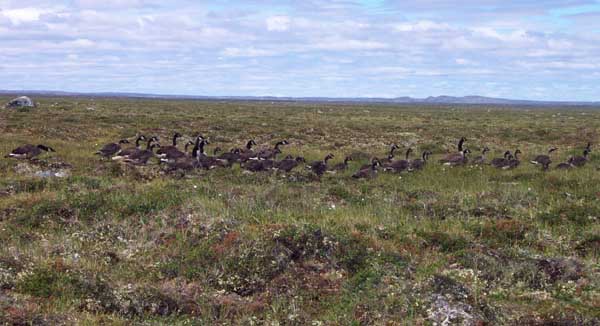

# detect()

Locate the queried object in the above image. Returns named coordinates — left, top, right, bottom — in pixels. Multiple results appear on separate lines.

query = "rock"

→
left=5, top=96, right=35, bottom=108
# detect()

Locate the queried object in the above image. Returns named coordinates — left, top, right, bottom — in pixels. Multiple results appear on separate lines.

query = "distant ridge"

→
left=1, top=90, right=598, bottom=106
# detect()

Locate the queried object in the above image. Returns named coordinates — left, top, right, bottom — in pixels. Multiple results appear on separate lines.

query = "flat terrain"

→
left=0, top=97, right=599, bottom=325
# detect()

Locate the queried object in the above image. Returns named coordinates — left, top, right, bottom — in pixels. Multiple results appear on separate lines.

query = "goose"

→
left=441, top=149, right=471, bottom=166
left=503, top=149, right=521, bottom=170
left=195, top=139, right=229, bottom=169
left=384, top=148, right=413, bottom=172
left=239, top=139, right=259, bottom=162
left=258, top=140, right=290, bottom=160
left=352, top=159, right=381, bottom=179
left=156, top=132, right=184, bottom=160
left=409, top=150, right=432, bottom=171
left=530, top=147, right=558, bottom=169
left=457, top=137, right=466, bottom=151
left=275, top=156, right=306, bottom=173
left=384, top=144, right=400, bottom=163
left=165, top=140, right=201, bottom=172
left=5, top=144, right=55, bottom=160
left=95, top=139, right=130, bottom=158
left=490, top=151, right=511, bottom=169
left=556, top=157, right=574, bottom=170
left=218, top=148, right=242, bottom=164
left=570, top=148, right=591, bottom=167
left=112, top=135, right=153, bottom=160
left=439, top=138, right=467, bottom=164
left=123, top=143, right=160, bottom=165
left=328, top=156, right=353, bottom=172
left=308, top=153, right=334, bottom=177
left=471, top=147, right=490, bottom=165
left=256, top=148, right=282, bottom=170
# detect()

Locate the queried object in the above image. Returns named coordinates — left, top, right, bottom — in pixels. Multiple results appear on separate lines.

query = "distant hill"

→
left=1, top=90, right=598, bottom=106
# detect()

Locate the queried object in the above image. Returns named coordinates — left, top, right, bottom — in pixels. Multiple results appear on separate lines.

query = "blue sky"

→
left=1, top=0, right=600, bottom=100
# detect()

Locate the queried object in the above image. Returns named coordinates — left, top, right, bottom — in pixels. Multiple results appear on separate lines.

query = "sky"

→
left=1, top=1, right=600, bottom=100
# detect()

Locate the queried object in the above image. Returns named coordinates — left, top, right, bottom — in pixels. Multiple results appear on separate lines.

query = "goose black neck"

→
left=192, top=137, right=201, bottom=158
left=172, top=134, right=179, bottom=146
left=458, top=138, right=465, bottom=151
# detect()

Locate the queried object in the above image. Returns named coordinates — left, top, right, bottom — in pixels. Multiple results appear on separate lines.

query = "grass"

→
left=0, top=96, right=599, bottom=325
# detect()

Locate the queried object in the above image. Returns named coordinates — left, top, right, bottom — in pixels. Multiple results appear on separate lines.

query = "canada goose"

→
left=490, top=151, right=511, bottom=169
left=156, top=133, right=184, bottom=160
left=458, top=137, right=466, bottom=151
left=166, top=140, right=201, bottom=172
left=503, top=149, right=521, bottom=170
left=352, top=159, right=381, bottom=179
left=123, top=143, right=160, bottom=165
left=242, top=159, right=267, bottom=172
left=471, top=147, right=490, bottom=165
left=275, top=156, right=306, bottom=172
left=258, top=140, right=290, bottom=160
left=113, top=135, right=153, bottom=160
left=195, top=139, right=229, bottom=169
left=257, top=148, right=282, bottom=170
left=384, top=144, right=400, bottom=163
left=384, top=148, right=413, bottom=172
left=442, top=149, right=471, bottom=166
left=570, top=148, right=591, bottom=167
left=409, top=150, right=432, bottom=171
left=328, top=156, right=353, bottom=172
left=218, top=148, right=242, bottom=164
left=556, top=157, right=574, bottom=170
left=239, top=139, right=258, bottom=162
left=5, top=144, right=55, bottom=160
left=95, top=139, right=130, bottom=158
left=530, top=147, right=558, bottom=169
left=439, top=138, right=466, bottom=164
left=308, top=153, right=334, bottom=177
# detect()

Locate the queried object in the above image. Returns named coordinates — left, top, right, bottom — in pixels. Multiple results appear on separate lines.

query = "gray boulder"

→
left=5, top=96, right=35, bottom=108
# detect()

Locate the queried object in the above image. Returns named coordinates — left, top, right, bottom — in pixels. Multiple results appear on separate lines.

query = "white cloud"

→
left=1, top=7, right=50, bottom=24
left=314, top=39, right=388, bottom=51
left=221, top=47, right=276, bottom=57
left=394, top=20, right=451, bottom=32
left=266, top=15, right=291, bottom=31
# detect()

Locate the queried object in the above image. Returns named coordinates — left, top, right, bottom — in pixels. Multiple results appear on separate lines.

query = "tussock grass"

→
left=0, top=96, right=599, bottom=324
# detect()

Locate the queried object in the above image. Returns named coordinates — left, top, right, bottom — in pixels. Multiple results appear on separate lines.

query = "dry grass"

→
left=0, top=96, right=599, bottom=325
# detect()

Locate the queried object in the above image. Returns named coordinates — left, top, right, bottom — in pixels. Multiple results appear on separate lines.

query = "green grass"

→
left=0, top=96, right=599, bottom=324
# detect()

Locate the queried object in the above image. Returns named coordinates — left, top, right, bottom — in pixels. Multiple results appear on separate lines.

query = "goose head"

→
left=548, top=147, right=558, bottom=153
left=184, top=140, right=195, bottom=152
left=423, top=150, right=433, bottom=160
left=324, top=153, right=335, bottom=162
left=344, top=156, right=353, bottom=164
left=583, top=148, right=591, bottom=157
left=296, top=156, right=306, bottom=163
left=482, top=147, right=490, bottom=154
left=213, top=147, right=222, bottom=155
left=371, top=158, right=382, bottom=169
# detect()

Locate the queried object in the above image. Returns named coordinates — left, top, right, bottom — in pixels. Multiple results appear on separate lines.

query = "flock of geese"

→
left=4, top=134, right=594, bottom=179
